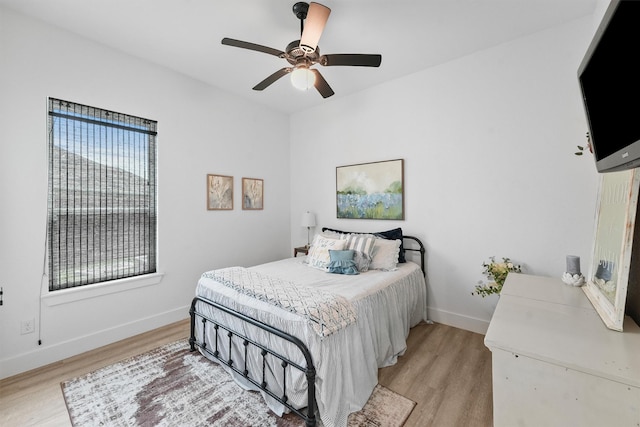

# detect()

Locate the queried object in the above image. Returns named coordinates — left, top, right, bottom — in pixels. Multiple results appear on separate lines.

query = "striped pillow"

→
left=345, top=234, right=376, bottom=272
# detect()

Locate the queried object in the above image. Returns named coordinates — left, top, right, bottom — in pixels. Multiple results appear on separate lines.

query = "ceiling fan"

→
left=221, top=2, right=382, bottom=98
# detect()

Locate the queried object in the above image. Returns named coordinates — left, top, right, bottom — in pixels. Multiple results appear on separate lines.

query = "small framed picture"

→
left=242, top=177, right=263, bottom=210
left=207, top=174, right=233, bottom=210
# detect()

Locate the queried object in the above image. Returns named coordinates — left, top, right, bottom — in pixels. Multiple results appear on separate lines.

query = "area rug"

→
left=61, top=340, right=416, bottom=426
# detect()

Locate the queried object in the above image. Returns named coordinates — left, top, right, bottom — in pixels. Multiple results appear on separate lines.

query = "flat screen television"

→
left=578, top=0, right=640, bottom=173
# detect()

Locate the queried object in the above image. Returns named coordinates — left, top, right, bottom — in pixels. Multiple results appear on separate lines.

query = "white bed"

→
left=190, top=233, right=427, bottom=427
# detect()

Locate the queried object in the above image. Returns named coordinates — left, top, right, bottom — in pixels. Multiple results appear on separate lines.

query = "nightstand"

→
left=294, top=246, right=309, bottom=257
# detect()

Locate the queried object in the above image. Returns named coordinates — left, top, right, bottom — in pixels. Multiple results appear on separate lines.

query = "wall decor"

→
left=336, top=159, right=404, bottom=220
left=207, top=174, right=233, bottom=210
left=242, top=177, right=263, bottom=210
left=584, top=168, right=640, bottom=331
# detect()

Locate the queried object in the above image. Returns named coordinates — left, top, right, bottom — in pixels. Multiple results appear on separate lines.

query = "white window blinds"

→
left=47, top=98, right=158, bottom=291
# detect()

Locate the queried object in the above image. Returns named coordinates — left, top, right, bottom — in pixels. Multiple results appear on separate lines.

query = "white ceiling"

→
left=1, top=0, right=596, bottom=115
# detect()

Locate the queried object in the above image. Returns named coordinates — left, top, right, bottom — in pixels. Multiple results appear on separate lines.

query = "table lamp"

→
left=301, top=211, right=316, bottom=247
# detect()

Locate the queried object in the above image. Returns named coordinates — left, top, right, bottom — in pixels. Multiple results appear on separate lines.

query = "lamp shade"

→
left=301, top=211, right=316, bottom=228
left=291, top=67, right=316, bottom=91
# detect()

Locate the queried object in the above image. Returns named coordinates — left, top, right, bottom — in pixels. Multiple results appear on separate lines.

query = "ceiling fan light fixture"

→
left=290, top=66, right=316, bottom=91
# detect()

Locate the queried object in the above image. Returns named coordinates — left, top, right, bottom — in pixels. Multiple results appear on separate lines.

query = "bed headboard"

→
left=402, top=235, right=426, bottom=277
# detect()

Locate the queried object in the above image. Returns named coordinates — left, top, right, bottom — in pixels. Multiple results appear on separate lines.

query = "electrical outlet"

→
left=20, top=319, right=35, bottom=335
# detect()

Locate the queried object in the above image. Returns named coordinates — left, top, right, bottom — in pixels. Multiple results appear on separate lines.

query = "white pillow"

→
left=320, top=229, right=345, bottom=239
left=306, top=234, right=347, bottom=270
left=370, top=238, right=401, bottom=271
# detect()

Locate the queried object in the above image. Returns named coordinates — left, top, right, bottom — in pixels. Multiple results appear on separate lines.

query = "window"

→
left=47, top=98, right=157, bottom=291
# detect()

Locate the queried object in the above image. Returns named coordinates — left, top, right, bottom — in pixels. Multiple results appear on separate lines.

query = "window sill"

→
left=42, top=273, right=164, bottom=307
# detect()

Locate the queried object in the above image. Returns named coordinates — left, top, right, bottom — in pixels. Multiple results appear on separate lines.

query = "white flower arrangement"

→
left=472, top=256, right=522, bottom=298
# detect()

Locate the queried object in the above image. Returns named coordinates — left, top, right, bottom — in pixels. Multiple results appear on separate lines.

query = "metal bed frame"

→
left=189, top=235, right=426, bottom=427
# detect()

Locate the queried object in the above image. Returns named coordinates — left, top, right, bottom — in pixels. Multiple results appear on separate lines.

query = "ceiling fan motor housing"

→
left=285, top=40, right=320, bottom=65
left=292, top=2, right=309, bottom=20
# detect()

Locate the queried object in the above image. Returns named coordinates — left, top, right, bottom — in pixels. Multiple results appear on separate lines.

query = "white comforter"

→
left=194, top=257, right=427, bottom=427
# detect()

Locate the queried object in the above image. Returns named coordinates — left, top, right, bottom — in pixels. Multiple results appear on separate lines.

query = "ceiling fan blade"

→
left=253, top=68, right=293, bottom=91
left=300, top=2, right=331, bottom=53
left=311, top=69, right=334, bottom=98
left=320, top=54, right=382, bottom=67
left=221, top=38, right=285, bottom=58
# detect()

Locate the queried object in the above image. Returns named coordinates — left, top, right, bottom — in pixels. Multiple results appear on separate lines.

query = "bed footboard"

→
left=189, top=295, right=317, bottom=427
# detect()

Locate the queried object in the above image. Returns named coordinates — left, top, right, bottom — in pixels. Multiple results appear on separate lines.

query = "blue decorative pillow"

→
left=327, top=250, right=359, bottom=275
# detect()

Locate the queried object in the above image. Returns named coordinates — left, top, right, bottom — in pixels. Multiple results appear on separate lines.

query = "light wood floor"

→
left=0, top=320, right=492, bottom=427
left=379, top=322, right=493, bottom=427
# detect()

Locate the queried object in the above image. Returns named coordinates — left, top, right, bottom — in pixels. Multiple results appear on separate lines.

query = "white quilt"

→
left=194, top=257, right=427, bottom=427
left=201, top=267, right=357, bottom=337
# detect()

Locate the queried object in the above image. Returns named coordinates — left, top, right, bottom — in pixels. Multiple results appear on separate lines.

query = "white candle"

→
left=566, top=255, right=580, bottom=275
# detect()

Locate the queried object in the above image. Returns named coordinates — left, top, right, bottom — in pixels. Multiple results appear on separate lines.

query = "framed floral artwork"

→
left=242, top=177, right=263, bottom=210
left=207, top=174, right=233, bottom=210
left=336, top=159, right=404, bottom=220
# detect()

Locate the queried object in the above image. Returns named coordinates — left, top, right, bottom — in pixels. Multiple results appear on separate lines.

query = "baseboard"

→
left=427, top=306, right=491, bottom=335
left=0, top=306, right=189, bottom=380
left=3, top=305, right=490, bottom=379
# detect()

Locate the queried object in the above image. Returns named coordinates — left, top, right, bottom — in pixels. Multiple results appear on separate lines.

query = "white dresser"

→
left=484, top=273, right=640, bottom=426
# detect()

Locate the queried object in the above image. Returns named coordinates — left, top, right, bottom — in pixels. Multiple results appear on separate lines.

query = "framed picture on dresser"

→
left=584, top=168, right=640, bottom=331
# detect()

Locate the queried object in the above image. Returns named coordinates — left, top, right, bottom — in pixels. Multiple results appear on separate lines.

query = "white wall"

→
left=0, top=7, right=291, bottom=378
left=290, top=17, right=600, bottom=334
left=0, top=5, right=604, bottom=379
